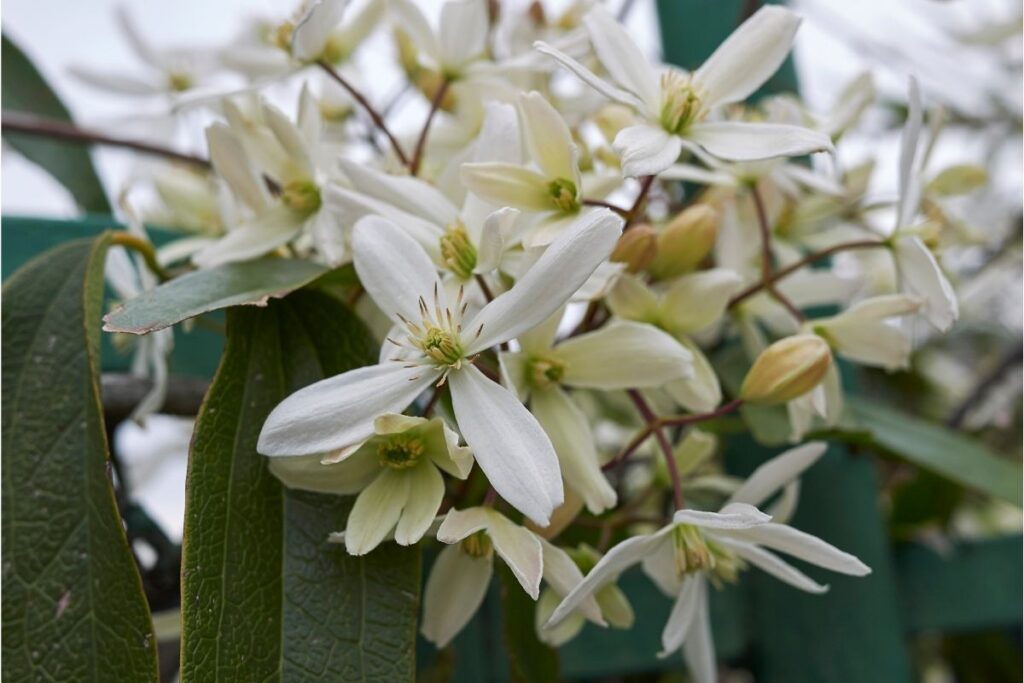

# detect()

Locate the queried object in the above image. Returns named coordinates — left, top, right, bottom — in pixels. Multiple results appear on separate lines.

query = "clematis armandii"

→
left=258, top=208, right=622, bottom=525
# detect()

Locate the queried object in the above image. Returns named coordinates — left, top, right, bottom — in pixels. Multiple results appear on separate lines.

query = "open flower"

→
left=809, top=294, right=922, bottom=371
left=536, top=6, right=833, bottom=176
left=269, top=413, right=472, bottom=555
left=258, top=209, right=621, bottom=525
left=500, top=309, right=693, bottom=513
left=546, top=443, right=870, bottom=682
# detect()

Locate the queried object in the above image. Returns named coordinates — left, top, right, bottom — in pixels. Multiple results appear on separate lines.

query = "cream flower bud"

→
left=610, top=224, right=657, bottom=273
left=740, top=334, right=832, bottom=404
left=650, top=205, right=719, bottom=279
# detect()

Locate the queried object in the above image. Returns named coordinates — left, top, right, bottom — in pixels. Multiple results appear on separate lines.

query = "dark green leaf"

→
left=846, top=397, right=1022, bottom=506
left=498, top=564, right=559, bottom=683
left=2, top=34, right=111, bottom=213
left=103, top=258, right=328, bottom=335
left=180, top=290, right=420, bottom=682
left=2, top=235, right=157, bottom=681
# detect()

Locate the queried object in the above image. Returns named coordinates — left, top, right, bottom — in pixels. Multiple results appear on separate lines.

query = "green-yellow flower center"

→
left=460, top=530, right=493, bottom=558
left=525, top=355, right=566, bottom=390
left=320, top=36, right=349, bottom=64
left=281, top=180, right=322, bottom=216
left=660, top=71, right=706, bottom=134
left=377, top=435, right=425, bottom=470
left=167, top=72, right=192, bottom=92
left=272, top=21, right=295, bottom=51
left=672, top=524, right=743, bottom=584
left=439, top=221, right=478, bottom=280
left=419, top=326, right=465, bottom=367
left=548, top=178, right=579, bottom=213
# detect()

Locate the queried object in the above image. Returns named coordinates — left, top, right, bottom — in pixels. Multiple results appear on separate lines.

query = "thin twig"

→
left=749, top=184, right=805, bottom=322
left=409, top=79, right=450, bottom=176
left=946, top=347, right=1022, bottom=429
left=582, top=198, right=630, bottom=217
left=317, top=61, right=409, bottom=166
left=626, top=390, right=684, bottom=509
left=475, top=274, right=495, bottom=302
left=420, top=384, right=445, bottom=418
left=622, top=175, right=656, bottom=231
left=3, top=112, right=210, bottom=167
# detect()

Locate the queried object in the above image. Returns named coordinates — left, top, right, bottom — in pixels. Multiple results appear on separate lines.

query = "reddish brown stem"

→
left=622, top=175, right=656, bottom=230
left=626, top=390, right=684, bottom=509
left=409, top=79, right=450, bottom=176
left=750, top=184, right=805, bottom=322
left=318, top=61, right=409, bottom=165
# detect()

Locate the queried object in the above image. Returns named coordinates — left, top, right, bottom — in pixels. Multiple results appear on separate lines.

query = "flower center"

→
left=439, top=221, right=477, bottom=280
left=320, top=36, right=349, bottom=64
left=377, top=435, right=425, bottom=470
left=672, top=524, right=743, bottom=584
left=167, top=72, right=192, bottom=92
left=547, top=178, right=579, bottom=213
left=525, top=355, right=566, bottom=390
left=281, top=180, right=322, bottom=216
left=272, top=21, right=295, bottom=51
left=389, top=286, right=480, bottom=374
left=460, top=531, right=493, bottom=558
left=419, top=326, right=465, bottom=366
left=660, top=71, right=706, bottom=134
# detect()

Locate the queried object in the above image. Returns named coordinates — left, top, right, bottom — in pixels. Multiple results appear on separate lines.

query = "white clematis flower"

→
left=809, top=294, right=922, bottom=371
left=258, top=209, right=622, bottom=525
left=546, top=443, right=870, bottom=683
left=535, top=6, right=833, bottom=177
left=500, top=309, right=693, bottom=513
left=421, top=507, right=604, bottom=647
left=269, top=413, right=473, bottom=556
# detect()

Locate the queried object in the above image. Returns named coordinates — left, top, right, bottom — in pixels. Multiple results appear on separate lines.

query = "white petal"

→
left=727, top=442, right=827, bottom=508
left=345, top=469, right=411, bottom=555
left=714, top=536, right=828, bottom=594
left=659, top=576, right=702, bottom=657
left=421, top=544, right=493, bottom=647
left=547, top=531, right=669, bottom=628
left=724, top=523, right=872, bottom=576
left=436, top=506, right=493, bottom=542
left=681, top=584, right=716, bottom=683
left=114, top=6, right=161, bottom=67
left=68, top=66, right=164, bottom=95
left=536, top=589, right=586, bottom=647
left=688, top=122, right=833, bottom=162
left=518, top=91, right=578, bottom=181
left=389, top=0, right=440, bottom=61
left=556, top=321, right=693, bottom=389
left=460, top=162, right=554, bottom=212
left=642, top=539, right=683, bottom=597
left=474, top=207, right=518, bottom=274
left=309, top=207, right=348, bottom=267
left=606, top=272, right=659, bottom=321
left=660, top=268, right=743, bottom=334
left=205, top=123, right=269, bottom=212
left=262, top=101, right=314, bottom=179
left=340, top=158, right=459, bottom=227
left=613, top=125, right=684, bottom=177
left=465, top=209, right=621, bottom=353
left=660, top=163, right=738, bottom=187
left=258, top=363, right=439, bottom=456
left=192, top=205, right=304, bottom=268
left=516, top=305, right=563, bottom=356
left=531, top=387, right=617, bottom=515
left=533, top=41, right=648, bottom=111
left=448, top=366, right=563, bottom=525
left=665, top=340, right=721, bottom=413
left=539, top=539, right=605, bottom=624
left=393, top=463, right=445, bottom=546
left=672, top=503, right=771, bottom=530
left=897, top=76, right=924, bottom=229
left=473, top=101, right=522, bottom=165
left=582, top=7, right=661, bottom=114
left=693, top=5, right=801, bottom=107
left=487, top=510, right=544, bottom=599
left=352, top=215, right=444, bottom=324
left=891, top=236, right=958, bottom=332
left=438, top=0, right=488, bottom=69
left=269, top=448, right=380, bottom=495
left=292, top=0, right=350, bottom=61
left=325, top=186, right=444, bottom=260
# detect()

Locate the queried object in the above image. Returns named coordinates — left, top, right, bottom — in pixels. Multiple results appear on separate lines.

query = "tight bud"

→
left=610, top=224, right=657, bottom=273
left=740, top=335, right=832, bottom=404
left=650, top=205, right=719, bottom=279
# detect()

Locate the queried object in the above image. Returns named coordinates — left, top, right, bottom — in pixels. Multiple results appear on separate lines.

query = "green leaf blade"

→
left=2, top=236, right=158, bottom=681
left=103, top=258, right=329, bottom=335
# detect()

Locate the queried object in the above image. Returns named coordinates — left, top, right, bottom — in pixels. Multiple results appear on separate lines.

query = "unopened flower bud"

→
left=649, top=205, right=719, bottom=279
left=610, top=224, right=657, bottom=273
left=740, top=335, right=832, bottom=404
left=281, top=180, right=322, bottom=216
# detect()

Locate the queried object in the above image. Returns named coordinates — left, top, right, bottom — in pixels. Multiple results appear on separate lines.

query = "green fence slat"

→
left=896, top=535, right=1023, bottom=634
left=2, top=215, right=223, bottom=377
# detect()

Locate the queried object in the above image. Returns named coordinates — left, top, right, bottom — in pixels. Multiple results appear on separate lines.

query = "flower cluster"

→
left=95, top=0, right=970, bottom=677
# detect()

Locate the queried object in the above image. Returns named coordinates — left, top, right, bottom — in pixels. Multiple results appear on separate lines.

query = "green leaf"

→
left=2, top=34, right=111, bottom=213
left=844, top=397, right=1022, bottom=506
left=181, top=291, right=420, bottom=682
left=498, top=565, right=559, bottom=683
left=103, top=258, right=329, bottom=335
left=2, top=235, right=157, bottom=680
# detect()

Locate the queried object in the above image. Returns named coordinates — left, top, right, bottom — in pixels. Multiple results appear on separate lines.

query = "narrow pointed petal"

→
left=642, top=536, right=683, bottom=596
left=269, top=449, right=380, bottom=495
left=475, top=207, right=518, bottom=274
left=582, top=7, right=661, bottom=113
left=516, top=306, right=564, bottom=356
left=694, top=5, right=801, bottom=107
left=531, top=386, right=617, bottom=514
left=688, top=122, right=832, bottom=162
left=714, top=536, right=828, bottom=593
left=262, top=101, right=315, bottom=178
left=487, top=511, right=545, bottom=599
left=660, top=268, right=744, bottom=334
left=340, top=158, right=459, bottom=227
left=465, top=209, right=621, bottom=353
left=206, top=123, right=270, bottom=212
left=727, top=442, right=827, bottom=508
left=725, top=523, right=872, bottom=576
left=519, top=91, right=578, bottom=181
left=436, top=506, right=493, bottom=542
left=258, top=363, right=439, bottom=456
left=394, top=463, right=445, bottom=546
left=659, top=576, right=702, bottom=657
left=681, top=586, right=716, bottom=683
left=613, top=125, right=684, bottom=177
left=892, top=236, right=958, bottom=332
left=326, top=186, right=444, bottom=259
left=439, top=0, right=488, bottom=69
left=460, top=162, right=554, bottom=212
left=421, top=545, right=493, bottom=647
left=606, top=272, right=660, bottom=320
left=534, top=41, right=648, bottom=111
left=389, top=0, right=440, bottom=61
left=352, top=215, right=444, bottom=324
left=897, top=76, right=924, bottom=228
left=345, top=469, right=411, bottom=555
left=192, top=205, right=304, bottom=268
left=449, top=366, right=563, bottom=525
left=665, top=340, right=722, bottom=413
left=539, top=539, right=605, bottom=624
left=292, top=0, right=350, bottom=61
left=672, top=503, right=771, bottom=530
left=555, top=321, right=693, bottom=389
left=536, top=590, right=587, bottom=646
